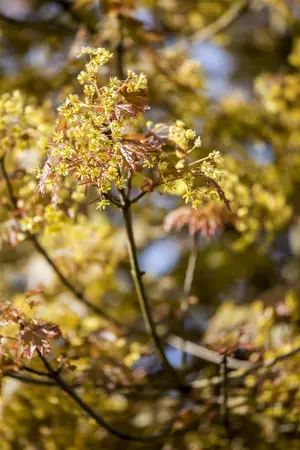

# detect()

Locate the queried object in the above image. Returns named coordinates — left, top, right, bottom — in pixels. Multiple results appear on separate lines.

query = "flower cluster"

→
left=0, top=90, right=51, bottom=160
left=39, top=47, right=225, bottom=210
left=0, top=92, right=54, bottom=246
left=221, top=156, right=291, bottom=250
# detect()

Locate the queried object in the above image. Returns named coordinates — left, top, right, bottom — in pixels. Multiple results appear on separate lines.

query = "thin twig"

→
left=192, top=345, right=300, bottom=389
left=220, top=354, right=230, bottom=435
left=4, top=372, right=56, bottom=386
left=130, top=170, right=231, bottom=212
left=180, top=234, right=198, bottom=371
left=129, top=176, right=183, bottom=205
left=168, top=335, right=252, bottom=370
left=21, top=365, right=49, bottom=376
left=116, top=13, right=125, bottom=79
left=37, top=350, right=182, bottom=442
left=29, top=235, right=121, bottom=326
left=0, top=11, right=74, bottom=32
left=0, top=156, right=122, bottom=328
left=54, top=0, right=97, bottom=33
left=188, top=0, right=248, bottom=44
left=130, top=189, right=149, bottom=205
left=182, top=235, right=199, bottom=312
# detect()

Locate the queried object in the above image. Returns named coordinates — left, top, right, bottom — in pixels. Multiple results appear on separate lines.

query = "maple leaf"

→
left=119, top=87, right=149, bottom=114
left=112, top=103, right=139, bottom=122
left=119, top=139, right=152, bottom=171
left=20, top=321, right=62, bottom=359
left=164, top=204, right=228, bottom=239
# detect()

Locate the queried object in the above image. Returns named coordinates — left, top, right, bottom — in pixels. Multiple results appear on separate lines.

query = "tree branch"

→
left=120, top=198, right=187, bottom=392
left=189, top=0, right=248, bottom=44
left=180, top=234, right=199, bottom=371
left=4, top=372, right=56, bottom=386
left=53, top=0, right=98, bottom=34
left=113, top=28, right=186, bottom=390
left=116, top=13, right=126, bottom=79
left=168, top=335, right=252, bottom=370
left=129, top=189, right=149, bottom=205
left=37, top=351, right=182, bottom=442
left=220, top=354, right=230, bottom=434
left=21, top=365, right=49, bottom=376
left=192, top=345, right=300, bottom=389
left=0, top=11, right=74, bottom=32
left=0, top=156, right=122, bottom=329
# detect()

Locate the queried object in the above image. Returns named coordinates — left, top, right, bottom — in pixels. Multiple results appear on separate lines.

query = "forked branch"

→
left=37, top=350, right=182, bottom=442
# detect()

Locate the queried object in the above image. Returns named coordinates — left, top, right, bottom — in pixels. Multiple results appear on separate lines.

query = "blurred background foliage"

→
left=0, top=0, right=300, bottom=449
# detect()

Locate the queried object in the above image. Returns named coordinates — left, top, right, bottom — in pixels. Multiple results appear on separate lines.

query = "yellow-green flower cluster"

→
left=0, top=91, right=50, bottom=159
left=39, top=47, right=225, bottom=211
left=221, top=156, right=291, bottom=250
left=77, top=47, right=113, bottom=86
left=38, top=47, right=155, bottom=201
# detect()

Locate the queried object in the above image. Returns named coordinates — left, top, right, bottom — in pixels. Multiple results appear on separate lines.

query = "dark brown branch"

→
left=29, top=234, right=122, bottom=326
left=21, top=366, right=49, bottom=377
left=114, top=29, right=185, bottom=390
left=220, top=354, right=230, bottom=434
left=129, top=189, right=149, bottom=205
left=116, top=13, right=126, bottom=79
left=5, top=372, right=56, bottom=386
left=37, top=351, right=182, bottom=442
left=53, top=0, right=98, bottom=34
left=0, top=11, right=74, bottom=32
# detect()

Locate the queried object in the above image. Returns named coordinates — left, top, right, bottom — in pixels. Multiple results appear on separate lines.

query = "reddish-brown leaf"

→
left=20, top=321, right=62, bottom=359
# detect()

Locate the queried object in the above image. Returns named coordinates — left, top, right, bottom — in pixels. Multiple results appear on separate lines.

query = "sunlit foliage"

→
left=0, top=1, right=299, bottom=449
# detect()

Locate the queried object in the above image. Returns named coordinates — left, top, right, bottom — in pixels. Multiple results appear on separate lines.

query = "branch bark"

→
left=5, top=372, right=56, bottom=386
left=121, top=202, right=186, bottom=391
left=37, top=351, right=182, bottom=442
